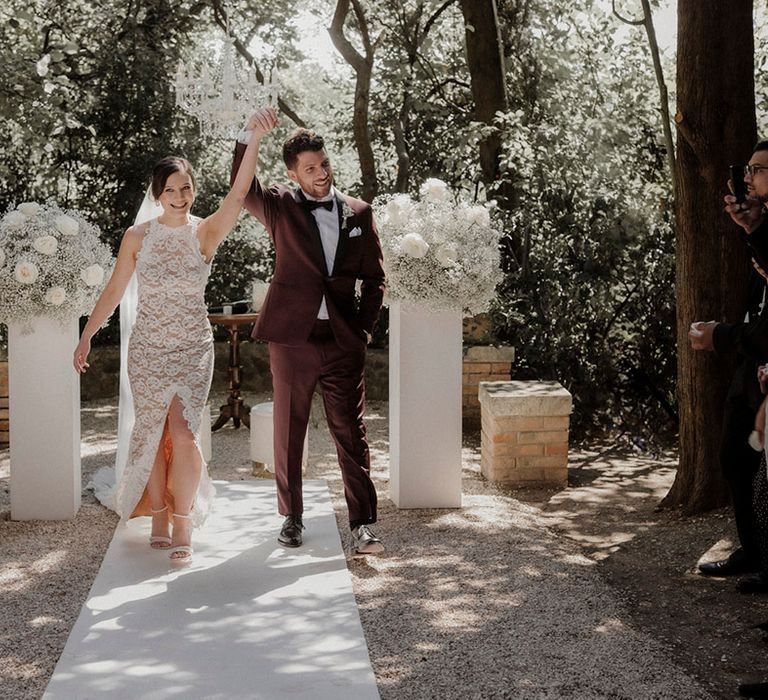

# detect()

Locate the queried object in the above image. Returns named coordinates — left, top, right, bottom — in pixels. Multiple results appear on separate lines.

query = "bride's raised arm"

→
left=198, top=106, right=279, bottom=260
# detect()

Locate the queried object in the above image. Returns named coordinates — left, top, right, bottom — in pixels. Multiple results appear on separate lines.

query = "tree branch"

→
left=329, top=0, right=366, bottom=72
left=351, top=0, right=374, bottom=61
left=639, top=0, right=676, bottom=191
left=328, top=0, right=379, bottom=200
left=423, top=0, right=459, bottom=39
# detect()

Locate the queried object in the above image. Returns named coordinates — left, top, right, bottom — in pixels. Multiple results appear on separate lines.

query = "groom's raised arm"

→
left=231, top=108, right=280, bottom=230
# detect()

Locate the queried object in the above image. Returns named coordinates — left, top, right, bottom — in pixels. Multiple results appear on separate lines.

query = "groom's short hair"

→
left=283, top=129, right=325, bottom=169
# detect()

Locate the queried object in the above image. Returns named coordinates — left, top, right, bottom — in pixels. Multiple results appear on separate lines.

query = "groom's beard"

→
left=308, top=176, right=333, bottom=198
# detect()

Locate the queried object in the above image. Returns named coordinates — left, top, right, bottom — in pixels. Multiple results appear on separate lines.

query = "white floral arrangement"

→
left=374, top=178, right=503, bottom=315
left=0, top=201, right=113, bottom=328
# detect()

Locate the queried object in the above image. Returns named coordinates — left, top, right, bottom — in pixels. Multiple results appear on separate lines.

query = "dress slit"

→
left=125, top=388, right=210, bottom=524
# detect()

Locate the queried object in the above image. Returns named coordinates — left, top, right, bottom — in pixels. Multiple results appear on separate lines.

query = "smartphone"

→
left=730, top=164, right=748, bottom=203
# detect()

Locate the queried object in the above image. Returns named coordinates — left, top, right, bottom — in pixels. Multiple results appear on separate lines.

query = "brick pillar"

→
left=478, top=380, right=572, bottom=486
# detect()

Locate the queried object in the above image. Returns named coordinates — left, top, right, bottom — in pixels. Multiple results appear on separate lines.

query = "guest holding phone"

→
left=689, top=141, right=768, bottom=586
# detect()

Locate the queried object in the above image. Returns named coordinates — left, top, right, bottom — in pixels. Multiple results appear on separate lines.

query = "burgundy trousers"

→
left=268, top=322, right=377, bottom=526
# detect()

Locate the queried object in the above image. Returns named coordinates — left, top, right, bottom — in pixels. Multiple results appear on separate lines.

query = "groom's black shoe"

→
left=278, top=515, right=304, bottom=548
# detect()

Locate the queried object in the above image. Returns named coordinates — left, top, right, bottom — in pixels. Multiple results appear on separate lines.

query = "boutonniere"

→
left=341, top=201, right=355, bottom=230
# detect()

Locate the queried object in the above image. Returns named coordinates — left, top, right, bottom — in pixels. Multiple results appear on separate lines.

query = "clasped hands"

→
left=244, top=106, right=278, bottom=140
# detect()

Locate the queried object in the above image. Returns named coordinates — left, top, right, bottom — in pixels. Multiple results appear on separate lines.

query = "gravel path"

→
left=0, top=393, right=712, bottom=699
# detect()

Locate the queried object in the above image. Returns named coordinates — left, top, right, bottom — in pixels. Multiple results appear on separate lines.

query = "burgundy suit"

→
left=232, top=143, right=385, bottom=524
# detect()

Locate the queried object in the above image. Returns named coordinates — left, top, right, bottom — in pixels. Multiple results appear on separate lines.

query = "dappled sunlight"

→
left=80, top=435, right=117, bottom=455
left=79, top=403, right=118, bottom=418
left=0, top=394, right=713, bottom=697
left=41, top=482, right=379, bottom=697
left=0, top=657, right=44, bottom=681
left=28, top=615, right=61, bottom=628
left=537, top=445, right=681, bottom=561
left=1, top=549, right=68, bottom=592
left=349, top=485, right=695, bottom=698
left=427, top=606, right=482, bottom=632
left=594, top=618, right=627, bottom=635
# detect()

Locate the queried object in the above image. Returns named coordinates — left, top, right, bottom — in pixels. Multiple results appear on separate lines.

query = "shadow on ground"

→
left=0, top=396, right=762, bottom=698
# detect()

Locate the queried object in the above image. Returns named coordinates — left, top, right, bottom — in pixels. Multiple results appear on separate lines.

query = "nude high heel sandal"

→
left=149, top=506, right=171, bottom=549
left=169, top=512, right=193, bottom=561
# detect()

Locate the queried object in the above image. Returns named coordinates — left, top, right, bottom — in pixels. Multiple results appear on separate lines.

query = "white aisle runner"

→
left=44, top=481, right=380, bottom=700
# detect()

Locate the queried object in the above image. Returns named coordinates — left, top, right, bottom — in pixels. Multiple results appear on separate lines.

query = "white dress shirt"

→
left=302, top=188, right=338, bottom=320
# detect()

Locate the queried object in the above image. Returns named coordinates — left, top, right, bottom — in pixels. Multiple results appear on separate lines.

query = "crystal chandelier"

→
left=174, top=17, right=279, bottom=140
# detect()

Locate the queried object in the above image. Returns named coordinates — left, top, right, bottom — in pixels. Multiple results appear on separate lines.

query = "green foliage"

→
left=327, top=0, right=678, bottom=440
left=0, top=0, right=293, bottom=346
left=490, top=1, right=678, bottom=441
left=4, top=0, right=766, bottom=443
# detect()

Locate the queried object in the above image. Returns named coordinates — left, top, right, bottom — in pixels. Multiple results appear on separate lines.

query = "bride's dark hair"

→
left=151, top=156, right=197, bottom=199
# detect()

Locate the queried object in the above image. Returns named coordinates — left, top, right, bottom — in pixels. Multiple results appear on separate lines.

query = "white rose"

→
left=54, top=214, right=79, bottom=236
left=420, top=178, right=448, bottom=203
left=45, top=286, right=67, bottom=306
left=400, top=232, right=430, bottom=258
left=385, top=194, right=414, bottom=227
left=33, top=235, right=58, bottom=255
left=18, top=202, right=41, bottom=217
left=0, top=249, right=4, bottom=268
left=465, top=205, right=491, bottom=228
left=4, top=211, right=27, bottom=226
left=80, top=264, right=105, bottom=287
left=14, top=261, right=39, bottom=284
left=435, top=243, right=459, bottom=267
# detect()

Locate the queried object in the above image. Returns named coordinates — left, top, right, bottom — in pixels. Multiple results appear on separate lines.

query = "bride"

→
left=74, top=108, right=278, bottom=560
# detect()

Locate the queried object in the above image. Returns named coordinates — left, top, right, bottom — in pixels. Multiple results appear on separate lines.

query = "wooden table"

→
left=208, top=312, right=260, bottom=430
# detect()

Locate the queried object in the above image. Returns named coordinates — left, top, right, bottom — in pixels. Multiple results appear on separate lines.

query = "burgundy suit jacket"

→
left=232, top=142, right=386, bottom=350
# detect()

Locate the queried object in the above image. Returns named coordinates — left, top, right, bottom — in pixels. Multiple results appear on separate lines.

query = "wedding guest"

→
left=690, top=141, right=768, bottom=582
left=231, top=108, right=386, bottom=554
left=73, top=113, right=269, bottom=560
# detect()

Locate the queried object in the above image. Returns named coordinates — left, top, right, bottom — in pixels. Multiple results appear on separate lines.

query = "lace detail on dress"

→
left=112, top=217, right=215, bottom=528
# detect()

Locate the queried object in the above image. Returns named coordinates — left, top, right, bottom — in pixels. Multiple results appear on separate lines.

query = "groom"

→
left=232, top=107, right=386, bottom=554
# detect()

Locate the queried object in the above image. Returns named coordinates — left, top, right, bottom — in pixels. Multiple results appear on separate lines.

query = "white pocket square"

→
left=349, top=226, right=362, bottom=238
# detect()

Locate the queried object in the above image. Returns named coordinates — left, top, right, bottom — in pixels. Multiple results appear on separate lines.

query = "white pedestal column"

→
left=389, top=302, right=462, bottom=508
left=8, top=318, right=81, bottom=520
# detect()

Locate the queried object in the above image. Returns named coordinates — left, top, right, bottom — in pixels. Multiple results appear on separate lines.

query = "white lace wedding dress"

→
left=111, top=216, right=215, bottom=526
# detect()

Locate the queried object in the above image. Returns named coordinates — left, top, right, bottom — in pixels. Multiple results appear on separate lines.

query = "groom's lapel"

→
left=293, top=188, right=327, bottom=274
left=331, top=192, right=351, bottom=276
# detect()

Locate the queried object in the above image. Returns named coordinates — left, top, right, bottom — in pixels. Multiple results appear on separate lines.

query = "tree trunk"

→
left=353, top=62, right=378, bottom=202
left=329, top=0, right=378, bottom=202
left=458, top=0, right=507, bottom=185
left=663, top=0, right=756, bottom=513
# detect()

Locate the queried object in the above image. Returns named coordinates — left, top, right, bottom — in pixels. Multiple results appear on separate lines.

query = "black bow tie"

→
left=300, top=199, right=334, bottom=212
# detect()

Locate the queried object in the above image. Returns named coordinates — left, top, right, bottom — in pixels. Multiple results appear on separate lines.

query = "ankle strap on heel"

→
left=173, top=512, right=192, bottom=520
left=150, top=506, right=168, bottom=514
